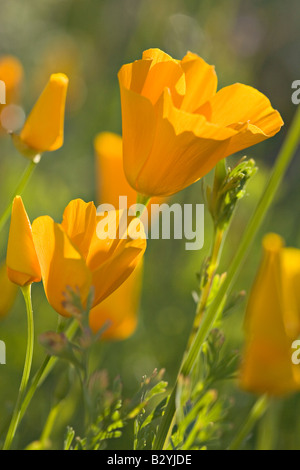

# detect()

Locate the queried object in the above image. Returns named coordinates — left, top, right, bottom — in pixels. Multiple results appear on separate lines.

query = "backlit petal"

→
left=180, top=52, right=217, bottom=113
left=89, top=259, right=143, bottom=340
left=20, top=73, right=69, bottom=152
left=32, top=216, right=92, bottom=317
left=61, top=199, right=97, bottom=259
left=6, top=196, right=41, bottom=286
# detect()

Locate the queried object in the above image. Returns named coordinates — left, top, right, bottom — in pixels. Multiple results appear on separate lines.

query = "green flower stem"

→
left=18, top=319, right=79, bottom=424
left=187, top=226, right=226, bottom=348
left=38, top=401, right=62, bottom=450
left=228, top=395, right=269, bottom=450
left=153, top=106, right=300, bottom=450
left=136, top=193, right=151, bottom=218
left=0, top=159, right=37, bottom=233
left=3, top=284, right=34, bottom=451
left=2, top=319, right=79, bottom=451
left=196, top=227, right=225, bottom=318
left=255, top=400, right=277, bottom=450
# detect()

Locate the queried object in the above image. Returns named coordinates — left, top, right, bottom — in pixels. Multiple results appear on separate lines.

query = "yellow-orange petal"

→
left=94, top=131, right=167, bottom=228
left=0, top=262, right=18, bottom=318
left=281, top=248, right=300, bottom=338
left=32, top=216, right=92, bottom=317
left=239, top=337, right=300, bottom=396
left=118, top=82, right=156, bottom=191
left=180, top=52, right=217, bottom=113
left=86, top=210, right=146, bottom=306
left=208, top=83, right=284, bottom=156
left=133, top=88, right=235, bottom=196
left=240, top=233, right=300, bottom=396
left=120, top=49, right=185, bottom=108
left=20, top=73, right=69, bottom=153
left=89, top=259, right=143, bottom=340
left=61, top=199, right=97, bottom=259
left=6, top=196, right=41, bottom=286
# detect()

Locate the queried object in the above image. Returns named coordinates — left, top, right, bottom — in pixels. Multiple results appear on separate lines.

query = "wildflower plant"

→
left=0, top=46, right=300, bottom=452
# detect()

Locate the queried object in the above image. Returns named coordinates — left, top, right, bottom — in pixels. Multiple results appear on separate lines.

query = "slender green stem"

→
left=0, top=159, right=37, bottom=233
left=3, top=284, right=34, bottom=450
left=136, top=193, right=151, bottom=218
left=153, top=106, right=300, bottom=450
left=228, top=395, right=269, bottom=450
left=256, top=400, right=276, bottom=450
left=196, top=227, right=225, bottom=318
left=188, top=226, right=225, bottom=347
left=1, top=319, right=78, bottom=449
left=39, top=401, right=62, bottom=450
left=18, top=319, right=79, bottom=424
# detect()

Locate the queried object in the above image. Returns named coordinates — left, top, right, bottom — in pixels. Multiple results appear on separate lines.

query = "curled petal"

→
left=180, top=52, right=217, bottom=113
left=87, top=210, right=146, bottom=306
left=208, top=83, right=284, bottom=156
left=134, top=89, right=235, bottom=196
left=61, top=199, right=96, bottom=259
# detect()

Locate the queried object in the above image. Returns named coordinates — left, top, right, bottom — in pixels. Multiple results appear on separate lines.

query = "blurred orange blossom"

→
left=239, top=234, right=300, bottom=396
left=90, top=132, right=145, bottom=340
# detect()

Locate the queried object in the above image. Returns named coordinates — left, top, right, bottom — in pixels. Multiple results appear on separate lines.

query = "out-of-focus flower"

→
left=31, top=198, right=146, bottom=318
left=0, top=262, right=18, bottom=318
left=118, top=48, right=284, bottom=197
left=0, top=55, right=24, bottom=135
left=14, top=73, right=69, bottom=157
left=0, top=55, right=24, bottom=104
left=90, top=132, right=145, bottom=340
left=6, top=196, right=41, bottom=287
left=239, top=233, right=300, bottom=396
left=89, top=261, right=143, bottom=340
left=94, top=132, right=137, bottom=208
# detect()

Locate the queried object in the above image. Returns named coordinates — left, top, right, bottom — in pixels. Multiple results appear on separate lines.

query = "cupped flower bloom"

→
left=0, top=262, right=18, bottom=318
left=118, top=48, right=284, bottom=197
left=239, top=234, right=300, bottom=396
left=31, top=198, right=146, bottom=318
left=13, top=73, right=69, bottom=158
left=6, top=196, right=41, bottom=287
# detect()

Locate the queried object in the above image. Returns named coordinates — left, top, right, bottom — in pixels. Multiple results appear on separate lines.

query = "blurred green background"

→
left=1, top=0, right=300, bottom=450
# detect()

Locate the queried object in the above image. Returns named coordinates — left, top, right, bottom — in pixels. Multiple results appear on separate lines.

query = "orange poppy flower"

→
left=239, top=234, right=300, bottom=396
left=17, top=73, right=69, bottom=155
left=118, top=48, right=284, bottom=197
left=31, top=198, right=146, bottom=318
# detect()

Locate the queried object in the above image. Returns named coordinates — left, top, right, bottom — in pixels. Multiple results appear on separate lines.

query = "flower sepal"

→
left=11, top=133, right=42, bottom=163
